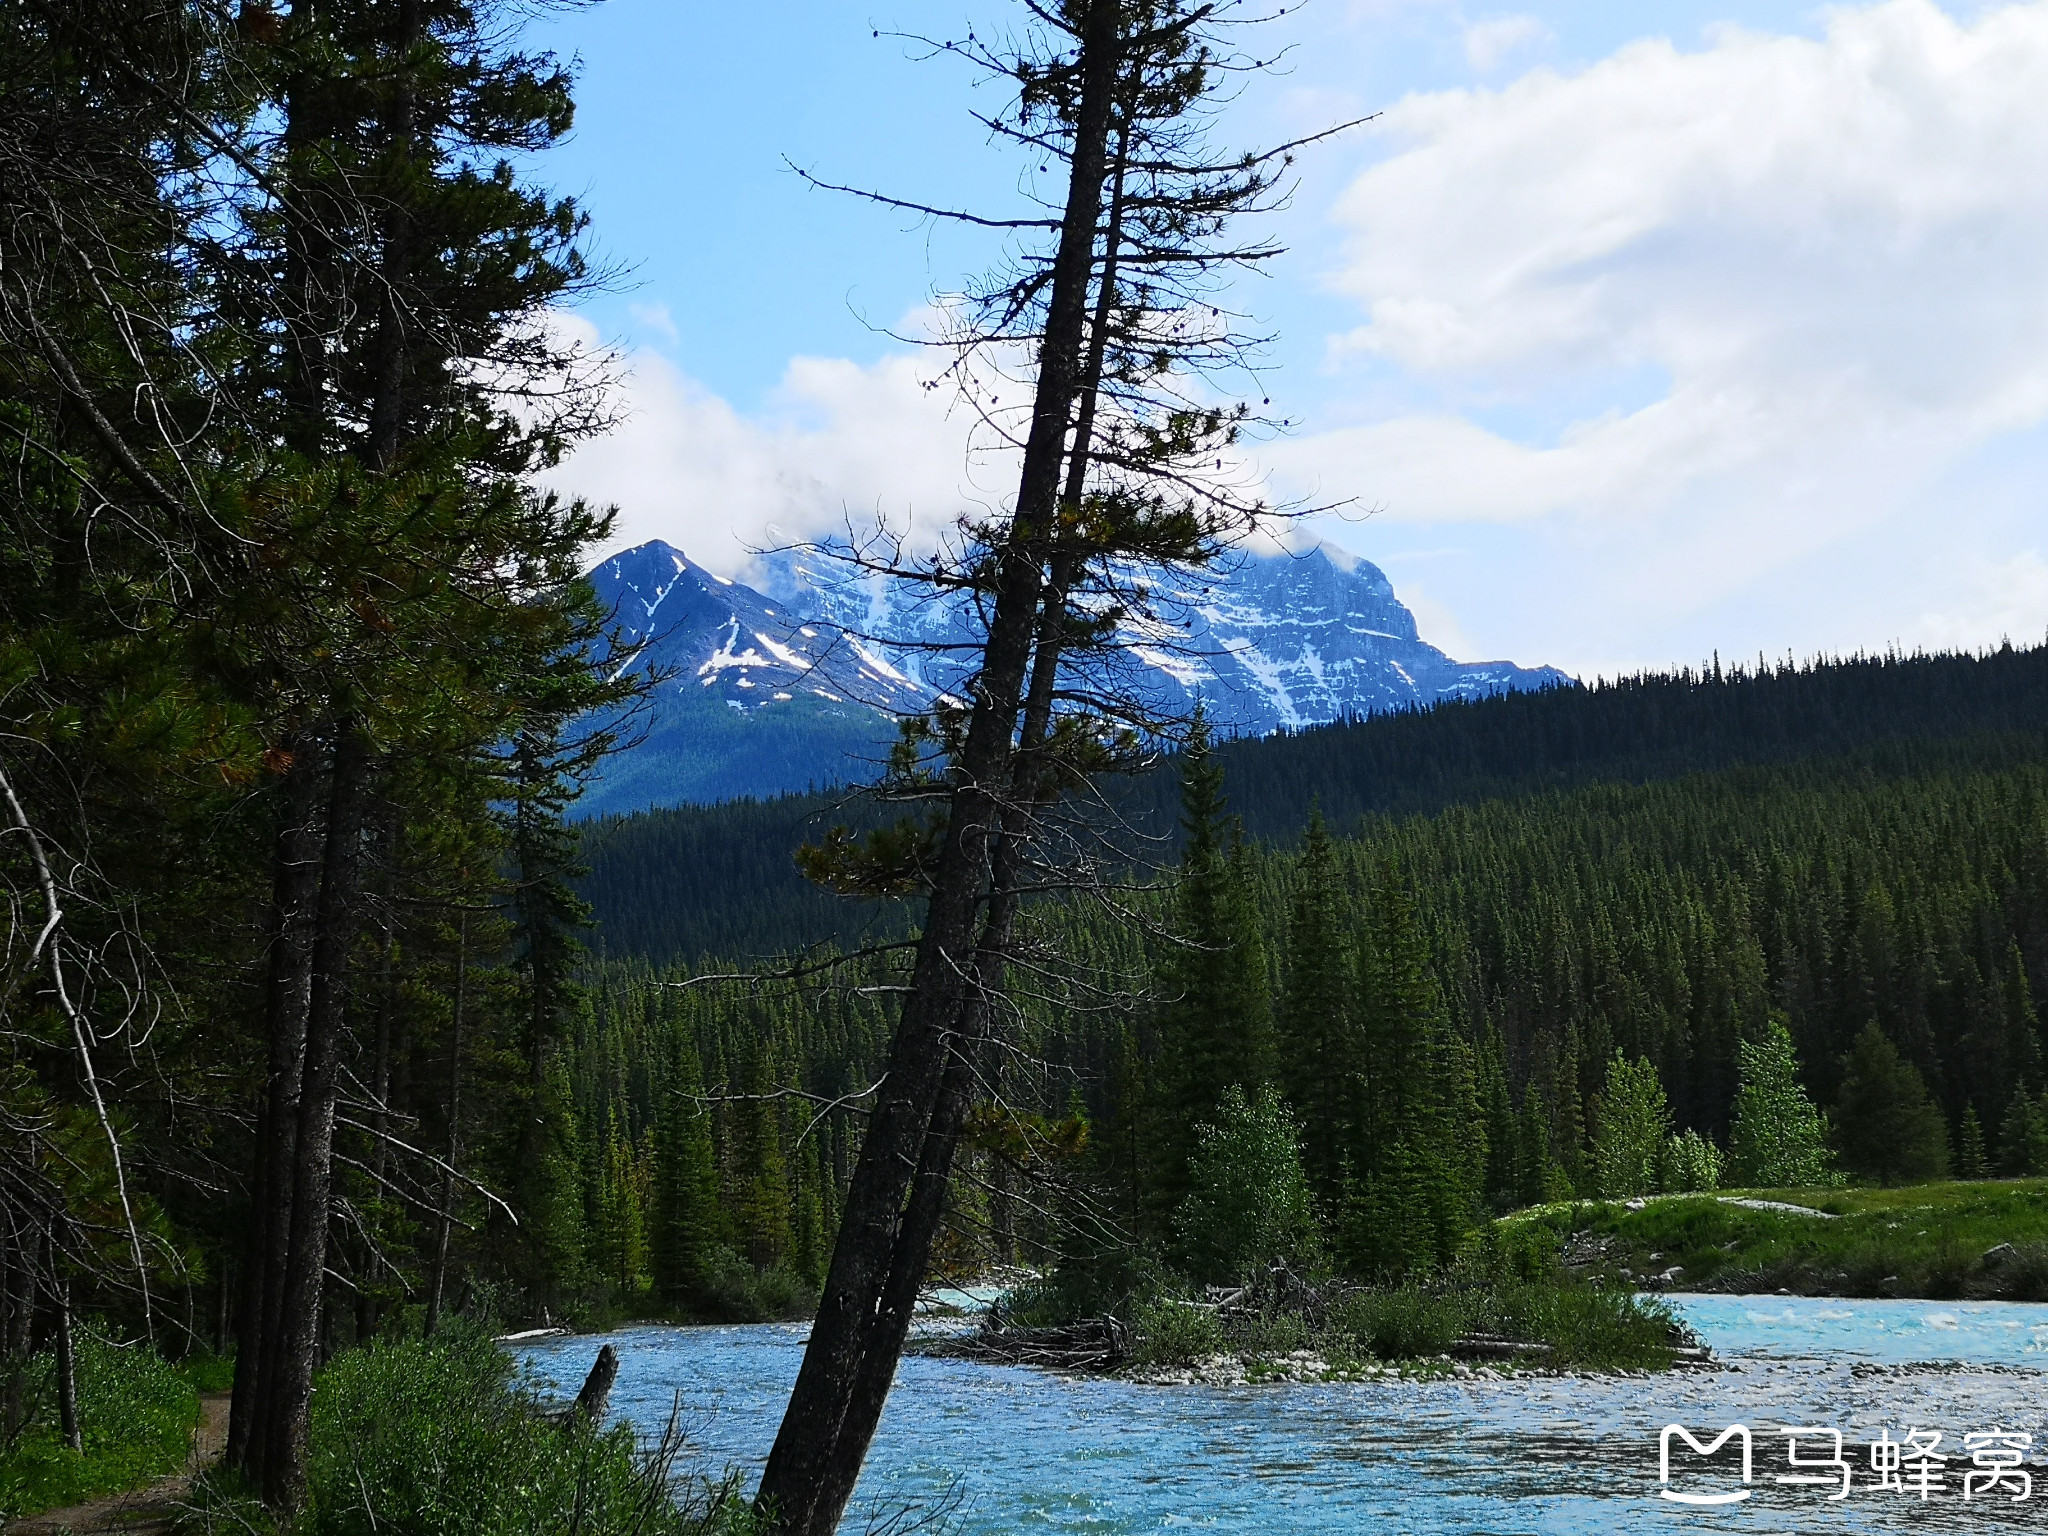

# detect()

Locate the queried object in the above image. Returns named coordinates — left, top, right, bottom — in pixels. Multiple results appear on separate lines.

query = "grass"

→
left=185, top=1324, right=754, bottom=1536
left=0, top=1329, right=201, bottom=1521
left=1502, top=1177, right=2048, bottom=1299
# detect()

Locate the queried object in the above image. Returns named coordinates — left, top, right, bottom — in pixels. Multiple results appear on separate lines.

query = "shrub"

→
left=1131, top=1298, right=1225, bottom=1366
left=1328, top=1279, right=1680, bottom=1369
left=186, top=1325, right=748, bottom=1536
left=1661, top=1129, right=1723, bottom=1193
left=691, top=1246, right=814, bottom=1323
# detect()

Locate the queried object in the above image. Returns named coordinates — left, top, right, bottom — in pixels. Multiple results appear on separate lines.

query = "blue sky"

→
left=529, top=0, right=2048, bottom=678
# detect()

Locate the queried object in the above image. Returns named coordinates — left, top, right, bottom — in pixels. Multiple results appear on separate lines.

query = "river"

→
left=517, top=1296, right=2048, bottom=1533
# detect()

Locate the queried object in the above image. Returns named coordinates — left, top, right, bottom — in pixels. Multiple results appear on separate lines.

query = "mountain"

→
left=572, top=537, right=1571, bottom=815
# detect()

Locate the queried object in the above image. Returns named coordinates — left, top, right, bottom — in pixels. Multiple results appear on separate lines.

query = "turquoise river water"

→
left=518, top=1296, right=2048, bottom=1533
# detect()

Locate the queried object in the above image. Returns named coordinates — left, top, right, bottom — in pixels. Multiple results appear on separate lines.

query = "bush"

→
left=1328, top=1279, right=1682, bottom=1369
left=1661, top=1130, right=1723, bottom=1193
left=1131, top=1298, right=1225, bottom=1366
left=691, top=1246, right=813, bottom=1323
left=0, top=1329, right=198, bottom=1520
left=191, top=1325, right=747, bottom=1536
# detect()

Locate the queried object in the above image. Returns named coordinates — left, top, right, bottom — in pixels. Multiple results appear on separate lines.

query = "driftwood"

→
left=1448, top=1335, right=1553, bottom=1361
left=922, top=1317, right=1130, bottom=1371
left=545, top=1344, right=619, bottom=1427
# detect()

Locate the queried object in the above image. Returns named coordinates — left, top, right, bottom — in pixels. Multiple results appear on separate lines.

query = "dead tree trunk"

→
left=425, top=910, right=467, bottom=1336
left=53, top=1270, right=79, bottom=1454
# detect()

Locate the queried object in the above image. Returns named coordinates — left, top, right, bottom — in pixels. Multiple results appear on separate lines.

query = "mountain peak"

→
left=575, top=537, right=1570, bottom=811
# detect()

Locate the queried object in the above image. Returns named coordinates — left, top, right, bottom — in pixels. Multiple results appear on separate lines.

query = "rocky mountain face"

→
left=572, top=538, right=1571, bottom=815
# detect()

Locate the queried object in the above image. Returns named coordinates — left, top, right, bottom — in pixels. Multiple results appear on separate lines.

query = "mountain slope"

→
left=575, top=642, right=2048, bottom=968
left=574, top=536, right=1569, bottom=815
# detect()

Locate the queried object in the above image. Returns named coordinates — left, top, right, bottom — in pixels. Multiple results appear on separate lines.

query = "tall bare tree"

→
left=756, top=4, right=1358, bottom=1530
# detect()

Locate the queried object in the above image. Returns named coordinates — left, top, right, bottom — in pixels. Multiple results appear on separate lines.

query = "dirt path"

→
left=6, top=1392, right=230, bottom=1536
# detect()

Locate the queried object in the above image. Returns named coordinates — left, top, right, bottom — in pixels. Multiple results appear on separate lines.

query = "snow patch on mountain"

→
left=576, top=538, right=1573, bottom=811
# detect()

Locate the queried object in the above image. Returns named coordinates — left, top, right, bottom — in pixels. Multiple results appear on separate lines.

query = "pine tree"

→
left=1477, top=1024, right=1521, bottom=1211
left=1727, top=1019, right=1837, bottom=1188
left=1514, top=1081, right=1558, bottom=1206
left=1956, top=1104, right=1988, bottom=1180
left=1340, top=872, right=1484, bottom=1274
left=737, top=1043, right=791, bottom=1270
left=590, top=1114, right=647, bottom=1297
left=651, top=1029, right=721, bottom=1305
left=1554, top=1022, right=1589, bottom=1195
left=1835, top=1023, right=1950, bottom=1184
left=1277, top=806, right=1354, bottom=1207
left=1152, top=717, right=1275, bottom=1215
left=1999, top=1089, right=2048, bottom=1177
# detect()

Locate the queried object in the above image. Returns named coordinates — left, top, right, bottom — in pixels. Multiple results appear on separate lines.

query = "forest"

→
left=561, top=693, right=2048, bottom=1317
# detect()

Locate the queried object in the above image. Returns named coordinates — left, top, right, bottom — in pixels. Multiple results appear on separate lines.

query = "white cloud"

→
left=543, top=0, right=2048, bottom=677
left=1462, top=14, right=1547, bottom=72
left=1276, top=0, right=2048, bottom=669
left=541, top=319, right=989, bottom=580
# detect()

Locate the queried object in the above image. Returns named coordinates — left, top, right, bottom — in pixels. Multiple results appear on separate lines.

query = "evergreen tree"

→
left=1727, top=1019, right=1837, bottom=1188
left=590, top=1113, right=647, bottom=1297
left=1152, top=717, right=1275, bottom=1214
left=650, top=1030, right=721, bottom=1304
left=1554, top=1023, right=1589, bottom=1196
left=1477, top=1025, right=1521, bottom=1211
left=1999, top=1089, right=2048, bottom=1177
left=1593, top=1053, right=1670, bottom=1198
left=1340, top=873, right=1484, bottom=1274
left=1277, top=805, right=1354, bottom=1208
left=1956, top=1104, right=1989, bottom=1180
left=1514, top=1082, right=1558, bottom=1206
left=1835, top=1023, right=1950, bottom=1184
left=737, top=1044, right=791, bottom=1269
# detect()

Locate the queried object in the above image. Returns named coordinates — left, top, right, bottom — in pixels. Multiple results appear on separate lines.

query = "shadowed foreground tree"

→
left=752, top=3, right=1360, bottom=1531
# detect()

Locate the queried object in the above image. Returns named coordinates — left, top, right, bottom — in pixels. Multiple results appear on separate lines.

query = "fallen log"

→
left=1448, top=1335, right=1554, bottom=1360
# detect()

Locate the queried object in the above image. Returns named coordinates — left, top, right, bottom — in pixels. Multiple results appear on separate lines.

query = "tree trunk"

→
left=53, top=1272, right=79, bottom=1454
left=228, top=737, right=324, bottom=1476
left=756, top=27, right=1120, bottom=1528
left=263, top=722, right=370, bottom=1511
left=425, top=910, right=467, bottom=1335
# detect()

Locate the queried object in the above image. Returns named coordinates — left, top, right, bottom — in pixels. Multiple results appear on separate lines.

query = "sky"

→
left=524, top=0, right=2048, bottom=680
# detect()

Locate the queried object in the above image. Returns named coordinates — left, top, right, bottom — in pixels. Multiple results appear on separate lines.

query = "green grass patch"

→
left=1503, top=1178, right=2048, bottom=1299
left=0, top=1329, right=200, bottom=1521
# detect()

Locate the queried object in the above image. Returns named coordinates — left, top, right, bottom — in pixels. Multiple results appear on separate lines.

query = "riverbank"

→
left=1502, top=1178, right=2048, bottom=1298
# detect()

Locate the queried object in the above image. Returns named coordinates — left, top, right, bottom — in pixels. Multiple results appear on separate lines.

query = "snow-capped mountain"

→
left=572, top=538, right=1571, bottom=815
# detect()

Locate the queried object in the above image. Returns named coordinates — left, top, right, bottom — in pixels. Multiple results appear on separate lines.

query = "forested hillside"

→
left=561, top=667, right=2048, bottom=1303
left=577, top=644, right=2048, bottom=969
